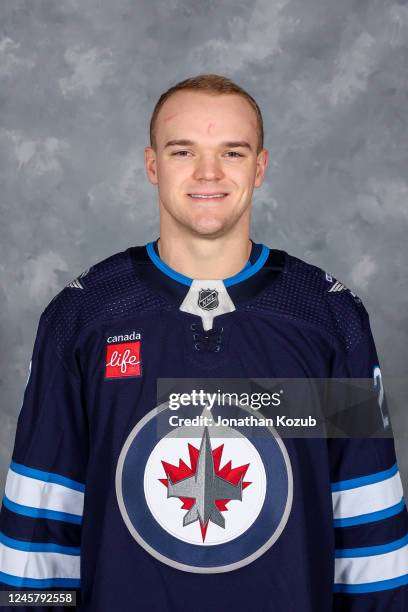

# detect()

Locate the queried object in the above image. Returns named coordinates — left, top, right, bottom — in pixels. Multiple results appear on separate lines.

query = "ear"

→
left=254, top=148, right=269, bottom=188
left=144, top=146, right=158, bottom=186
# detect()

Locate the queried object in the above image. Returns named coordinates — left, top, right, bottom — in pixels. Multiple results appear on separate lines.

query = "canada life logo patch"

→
left=105, top=331, right=142, bottom=379
left=115, top=401, right=293, bottom=573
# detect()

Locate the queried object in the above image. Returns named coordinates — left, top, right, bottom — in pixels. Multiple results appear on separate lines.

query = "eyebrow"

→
left=164, top=139, right=253, bottom=151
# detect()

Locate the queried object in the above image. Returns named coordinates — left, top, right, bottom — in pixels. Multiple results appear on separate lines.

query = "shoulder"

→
left=286, top=252, right=370, bottom=352
left=256, top=249, right=371, bottom=353
left=43, top=246, right=131, bottom=315
left=39, top=245, right=166, bottom=360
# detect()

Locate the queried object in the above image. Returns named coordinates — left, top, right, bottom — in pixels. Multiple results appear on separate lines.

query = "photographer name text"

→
left=168, top=415, right=317, bottom=428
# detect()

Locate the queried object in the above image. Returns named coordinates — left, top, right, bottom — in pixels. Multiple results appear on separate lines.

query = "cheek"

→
left=230, top=164, right=256, bottom=183
left=160, top=164, right=190, bottom=189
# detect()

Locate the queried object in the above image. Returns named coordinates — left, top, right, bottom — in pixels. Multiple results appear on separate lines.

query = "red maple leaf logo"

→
left=159, top=442, right=251, bottom=542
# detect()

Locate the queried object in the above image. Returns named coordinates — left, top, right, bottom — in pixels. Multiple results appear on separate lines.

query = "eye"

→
left=172, top=150, right=192, bottom=157
left=225, top=151, right=244, bottom=158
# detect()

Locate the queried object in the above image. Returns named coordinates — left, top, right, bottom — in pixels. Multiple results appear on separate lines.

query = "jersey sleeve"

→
left=329, top=310, right=408, bottom=609
left=0, top=306, right=88, bottom=608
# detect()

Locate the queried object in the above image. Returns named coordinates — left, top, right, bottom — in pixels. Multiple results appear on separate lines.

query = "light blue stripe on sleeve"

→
left=333, top=498, right=405, bottom=528
left=335, top=533, right=408, bottom=558
left=0, top=532, right=80, bottom=555
left=0, top=571, right=81, bottom=588
left=334, top=574, right=408, bottom=594
left=2, top=496, right=82, bottom=525
left=331, top=463, right=398, bottom=492
left=10, top=461, right=85, bottom=493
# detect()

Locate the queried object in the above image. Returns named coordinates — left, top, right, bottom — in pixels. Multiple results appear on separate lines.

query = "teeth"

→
left=189, top=194, right=226, bottom=199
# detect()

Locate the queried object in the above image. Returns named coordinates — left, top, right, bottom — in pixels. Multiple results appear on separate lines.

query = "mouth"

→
left=187, top=193, right=229, bottom=202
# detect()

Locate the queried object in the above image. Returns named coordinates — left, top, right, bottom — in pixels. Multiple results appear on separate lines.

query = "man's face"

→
left=145, top=91, right=268, bottom=237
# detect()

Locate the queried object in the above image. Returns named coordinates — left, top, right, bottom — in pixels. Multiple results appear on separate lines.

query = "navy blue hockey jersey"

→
left=0, top=239, right=407, bottom=611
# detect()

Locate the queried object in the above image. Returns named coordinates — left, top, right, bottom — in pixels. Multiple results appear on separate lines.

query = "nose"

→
left=192, top=154, right=225, bottom=182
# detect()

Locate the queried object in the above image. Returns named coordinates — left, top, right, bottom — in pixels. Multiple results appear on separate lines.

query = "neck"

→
left=157, top=227, right=252, bottom=281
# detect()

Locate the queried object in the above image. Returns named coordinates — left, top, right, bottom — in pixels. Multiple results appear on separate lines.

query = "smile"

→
left=188, top=193, right=228, bottom=200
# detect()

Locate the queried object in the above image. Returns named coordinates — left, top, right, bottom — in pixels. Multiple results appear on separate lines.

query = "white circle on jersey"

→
left=144, top=430, right=267, bottom=546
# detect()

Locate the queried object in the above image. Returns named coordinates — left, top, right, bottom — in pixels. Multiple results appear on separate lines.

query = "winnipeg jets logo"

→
left=116, top=401, right=293, bottom=573
left=160, top=427, right=250, bottom=541
left=198, top=288, right=219, bottom=311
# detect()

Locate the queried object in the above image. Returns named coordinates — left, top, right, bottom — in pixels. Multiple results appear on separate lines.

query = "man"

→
left=0, top=74, right=407, bottom=611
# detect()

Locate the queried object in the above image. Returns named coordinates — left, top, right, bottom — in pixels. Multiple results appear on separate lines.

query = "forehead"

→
left=155, top=91, right=258, bottom=146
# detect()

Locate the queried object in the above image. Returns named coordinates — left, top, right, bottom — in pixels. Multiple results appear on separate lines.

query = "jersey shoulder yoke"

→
left=40, top=246, right=169, bottom=363
left=247, top=251, right=370, bottom=354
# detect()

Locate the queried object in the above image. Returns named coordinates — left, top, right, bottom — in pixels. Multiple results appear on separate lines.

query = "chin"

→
left=189, top=220, right=230, bottom=237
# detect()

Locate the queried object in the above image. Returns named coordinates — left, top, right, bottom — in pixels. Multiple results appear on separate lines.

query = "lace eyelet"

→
left=194, top=343, right=201, bottom=351
left=190, top=323, right=198, bottom=331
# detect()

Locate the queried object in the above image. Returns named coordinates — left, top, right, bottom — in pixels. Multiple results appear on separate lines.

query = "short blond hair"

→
left=149, top=74, right=264, bottom=154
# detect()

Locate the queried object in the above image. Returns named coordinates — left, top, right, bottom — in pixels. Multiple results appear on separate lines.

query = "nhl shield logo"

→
left=115, top=401, right=293, bottom=573
left=198, top=288, right=219, bottom=311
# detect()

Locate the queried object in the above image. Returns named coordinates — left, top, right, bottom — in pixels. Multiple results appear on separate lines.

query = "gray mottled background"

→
left=1, top=0, right=407, bottom=494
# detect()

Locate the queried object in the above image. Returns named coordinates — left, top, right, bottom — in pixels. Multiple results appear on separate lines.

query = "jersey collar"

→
left=128, top=239, right=287, bottom=309
left=145, top=239, right=270, bottom=287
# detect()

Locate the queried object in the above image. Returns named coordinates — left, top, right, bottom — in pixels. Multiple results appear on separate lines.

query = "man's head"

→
left=144, top=74, right=268, bottom=239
